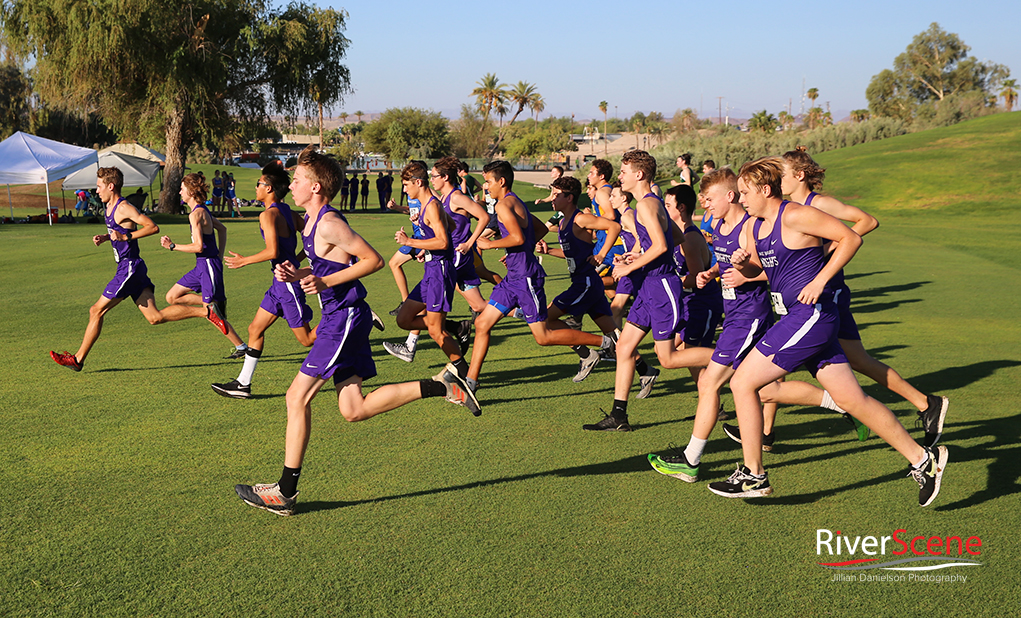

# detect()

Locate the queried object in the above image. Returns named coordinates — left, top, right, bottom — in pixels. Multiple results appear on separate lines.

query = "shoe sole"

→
left=925, top=397, right=949, bottom=447
left=211, top=384, right=251, bottom=399
left=722, top=426, right=774, bottom=452
left=240, top=498, right=294, bottom=516
left=707, top=484, right=774, bottom=498
left=920, top=446, right=948, bottom=508
left=573, top=357, right=601, bottom=383
left=208, top=303, right=229, bottom=335
left=636, top=372, right=659, bottom=399
left=371, top=312, right=385, bottom=332
left=444, top=365, right=481, bottom=416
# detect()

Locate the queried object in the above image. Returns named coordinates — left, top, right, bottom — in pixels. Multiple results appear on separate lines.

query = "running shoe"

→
left=716, top=404, right=730, bottom=421
left=573, top=349, right=601, bottom=383
left=388, top=301, right=404, bottom=317
left=456, top=319, right=473, bottom=356
left=563, top=315, right=583, bottom=331
left=911, top=445, right=948, bottom=507
left=235, top=482, right=297, bottom=516
left=842, top=412, right=871, bottom=442
left=383, top=341, right=415, bottom=363
left=371, top=310, right=385, bottom=332
left=708, top=466, right=773, bottom=498
left=224, top=347, right=248, bottom=360
left=50, top=350, right=83, bottom=372
left=433, top=364, right=481, bottom=416
left=211, top=379, right=252, bottom=399
left=648, top=448, right=699, bottom=482
left=722, top=424, right=776, bottom=452
left=207, top=302, right=228, bottom=335
left=582, top=409, right=631, bottom=432
left=636, top=367, right=660, bottom=399
left=917, top=395, right=949, bottom=448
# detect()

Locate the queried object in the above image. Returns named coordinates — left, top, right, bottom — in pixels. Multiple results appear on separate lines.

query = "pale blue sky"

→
left=320, top=0, right=1019, bottom=121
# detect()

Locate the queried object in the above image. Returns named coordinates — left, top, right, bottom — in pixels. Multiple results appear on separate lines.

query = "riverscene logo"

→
left=816, top=529, right=983, bottom=575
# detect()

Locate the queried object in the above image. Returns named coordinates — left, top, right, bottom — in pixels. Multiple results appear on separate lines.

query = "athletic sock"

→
left=451, top=357, right=469, bottom=379
left=420, top=379, right=446, bottom=398
left=601, top=334, right=615, bottom=350
left=235, top=343, right=248, bottom=351
left=278, top=466, right=301, bottom=498
left=684, top=436, right=708, bottom=466
left=238, top=348, right=262, bottom=386
left=466, top=378, right=479, bottom=393
left=611, top=399, right=628, bottom=420
left=820, top=390, right=846, bottom=414
left=405, top=332, right=419, bottom=350
left=635, top=359, right=651, bottom=375
left=571, top=345, right=590, bottom=358
left=911, top=451, right=930, bottom=470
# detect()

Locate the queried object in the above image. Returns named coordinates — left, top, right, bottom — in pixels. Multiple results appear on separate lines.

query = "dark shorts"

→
left=615, top=274, right=635, bottom=297
left=260, top=279, right=313, bottom=328
left=408, top=259, right=456, bottom=313
left=489, top=276, right=547, bottom=323
left=175, top=257, right=226, bottom=305
left=627, top=274, right=683, bottom=340
left=833, top=285, right=861, bottom=341
left=553, top=272, right=612, bottom=318
left=300, top=301, right=377, bottom=383
left=755, top=301, right=847, bottom=376
left=680, top=292, right=723, bottom=347
left=103, top=258, right=155, bottom=302
left=711, top=316, right=773, bottom=370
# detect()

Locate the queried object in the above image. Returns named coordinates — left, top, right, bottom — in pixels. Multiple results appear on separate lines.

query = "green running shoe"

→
left=648, top=450, right=699, bottom=483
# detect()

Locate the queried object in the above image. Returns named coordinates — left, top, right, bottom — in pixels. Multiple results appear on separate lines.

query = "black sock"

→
left=452, top=357, right=469, bottom=378
left=278, top=466, right=301, bottom=498
left=420, top=379, right=447, bottom=398
left=611, top=399, right=628, bottom=419
left=246, top=347, right=263, bottom=359
left=635, top=359, right=650, bottom=375
left=572, top=345, right=590, bottom=358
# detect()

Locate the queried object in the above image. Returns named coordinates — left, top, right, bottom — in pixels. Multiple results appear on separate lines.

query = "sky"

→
left=319, top=0, right=1020, bottom=122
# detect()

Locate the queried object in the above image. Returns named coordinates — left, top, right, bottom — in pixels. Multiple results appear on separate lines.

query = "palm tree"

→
left=806, top=107, right=823, bottom=129
left=355, top=110, right=363, bottom=123
left=1001, top=79, right=1018, bottom=112
left=471, top=73, right=507, bottom=123
left=632, top=119, right=643, bottom=149
left=530, top=94, right=545, bottom=125
left=777, top=110, right=795, bottom=131
left=599, top=100, right=608, bottom=154
left=748, top=110, right=778, bottom=133
left=806, top=87, right=819, bottom=107
left=849, top=109, right=870, bottom=123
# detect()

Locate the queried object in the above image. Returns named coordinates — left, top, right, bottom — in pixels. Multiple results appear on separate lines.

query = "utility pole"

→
left=717, top=97, right=723, bottom=126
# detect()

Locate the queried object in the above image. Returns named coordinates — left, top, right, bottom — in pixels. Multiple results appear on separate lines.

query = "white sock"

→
left=912, top=451, right=930, bottom=469
left=236, top=343, right=248, bottom=351
left=405, top=332, right=419, bottom=349
left=821, top=390, right=847, bottom=414
left=684, top=436, right=708, bottom=466
left=238, top=354, right=259, bottom=386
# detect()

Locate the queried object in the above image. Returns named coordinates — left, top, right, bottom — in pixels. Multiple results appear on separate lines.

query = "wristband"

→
left=170, top=242, right=176, bottom=251
left=125, top=231, right=133, bottom=241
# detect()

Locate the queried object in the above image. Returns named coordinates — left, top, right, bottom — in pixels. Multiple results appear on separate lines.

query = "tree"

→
left=0, top=63, right=31, bottom=137
left=777, top=110, right=795, bottom=131
left=471, top=73, right=507, bottom=123
left=361, top=107, right=450, bottom=163
left=850, top=109, right=871, bottom=123
left=806, top=87, right=819, bottom=107
left=489, top=80, right=540, bottom=155
left=2, top=1, right=352, bottom=213
left=354, top=110, right=364, bottom=123
left=450, top=104, right=494, bottom=159
left=503, top=125, right=575, bottom=160
left=671, top=108, right=699, bottom=135
left=530, top=95, right=545, bottom=124
left=805, top=107, right=824, bottom=130
left=1001, top=79, right=1018, bottom=112
left=748, top=110, right=778, bottom=133
left=599, top=100, right=608, bottom=154
left=867, top=23, right=1008, bottom=122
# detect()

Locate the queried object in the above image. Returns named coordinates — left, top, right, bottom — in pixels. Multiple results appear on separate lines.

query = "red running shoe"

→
left=207, top=303, right=228, bottom=335
left=50, top=350, right=83, bottom=372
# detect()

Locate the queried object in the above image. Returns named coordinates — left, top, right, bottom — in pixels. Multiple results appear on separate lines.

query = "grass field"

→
left=2, top=116, right=1020, bottom=616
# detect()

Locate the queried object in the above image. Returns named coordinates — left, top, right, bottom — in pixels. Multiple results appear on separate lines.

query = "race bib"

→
left=108, top=228, right=120, bottom=263
left=722, top=285, right=736, bottom=301
left=424, top=250, right=433, bottom=262
left=770, top=292, right=788, bottom=316
left=566, top=257, right=577, bottom=274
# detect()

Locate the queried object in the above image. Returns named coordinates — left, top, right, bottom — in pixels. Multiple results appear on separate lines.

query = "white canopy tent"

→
left=100, top=142, right=166, bottom=165
left=0, top=132, right=98, bottom=225
left=62, top=151, right=161, bottom=191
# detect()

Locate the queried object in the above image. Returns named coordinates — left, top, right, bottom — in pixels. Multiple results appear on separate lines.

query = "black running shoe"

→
left=722, top=424, right=775, bottom=451
left=563, top=315, right=584, bottom=331
left=371, top=310, right=385, bottom=332
left=917, top=395, right=949, bottom=448
left=388, top=301, right=404, bottom=317
left=582, top=409, right=631, bottom=432
left=456, top=319, right=473, bottom=356
left=707, top=466, right=773, bottom=498
left=911, top=445, right=948, bottom=507
left=211, top=379, right=252, bottom=399
left=224, top=347, right=248, bottom=360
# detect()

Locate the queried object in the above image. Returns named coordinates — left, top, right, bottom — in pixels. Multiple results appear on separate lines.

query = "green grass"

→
left=1, top=121, right=1020, bottom=617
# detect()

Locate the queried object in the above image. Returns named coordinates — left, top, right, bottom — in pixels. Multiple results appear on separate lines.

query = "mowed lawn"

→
left=1, top=117, right=1020, bottom=617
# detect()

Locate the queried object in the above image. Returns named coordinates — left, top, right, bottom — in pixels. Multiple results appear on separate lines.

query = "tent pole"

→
left=7, top=185, right=11, bottom=220
left=46, top=183, right=53, bottom=226
left=62, top=189, right=66, bottom=215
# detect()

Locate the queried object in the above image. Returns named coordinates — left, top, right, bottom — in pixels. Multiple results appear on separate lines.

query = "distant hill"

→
left=816, top=113, right=1021, bottom=213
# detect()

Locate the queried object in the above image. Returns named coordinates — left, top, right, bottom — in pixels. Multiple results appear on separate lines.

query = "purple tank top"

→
left=753, top=201, right=832, bottom=311
left=261, top=202, right=301, bottom=270
left=804, top=191, right=848, bottom=293
left=302, top=206, right=367, bottom=312
left=104, top=198, right=140, bottom=263
left=634, top=193, right=674, bottom=277
left=558, top=209, right=597, bottom=279
left=419, top=196, right=454, bottom=262
left=713, top=213, right=770, bottom=320
left=192, top=204, right=219, bottom=259
left=674, top=224, right=721, bottom=298
left=497, top=192, right=544, bottom=279
left=443, top=189, right=473, bottom=268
